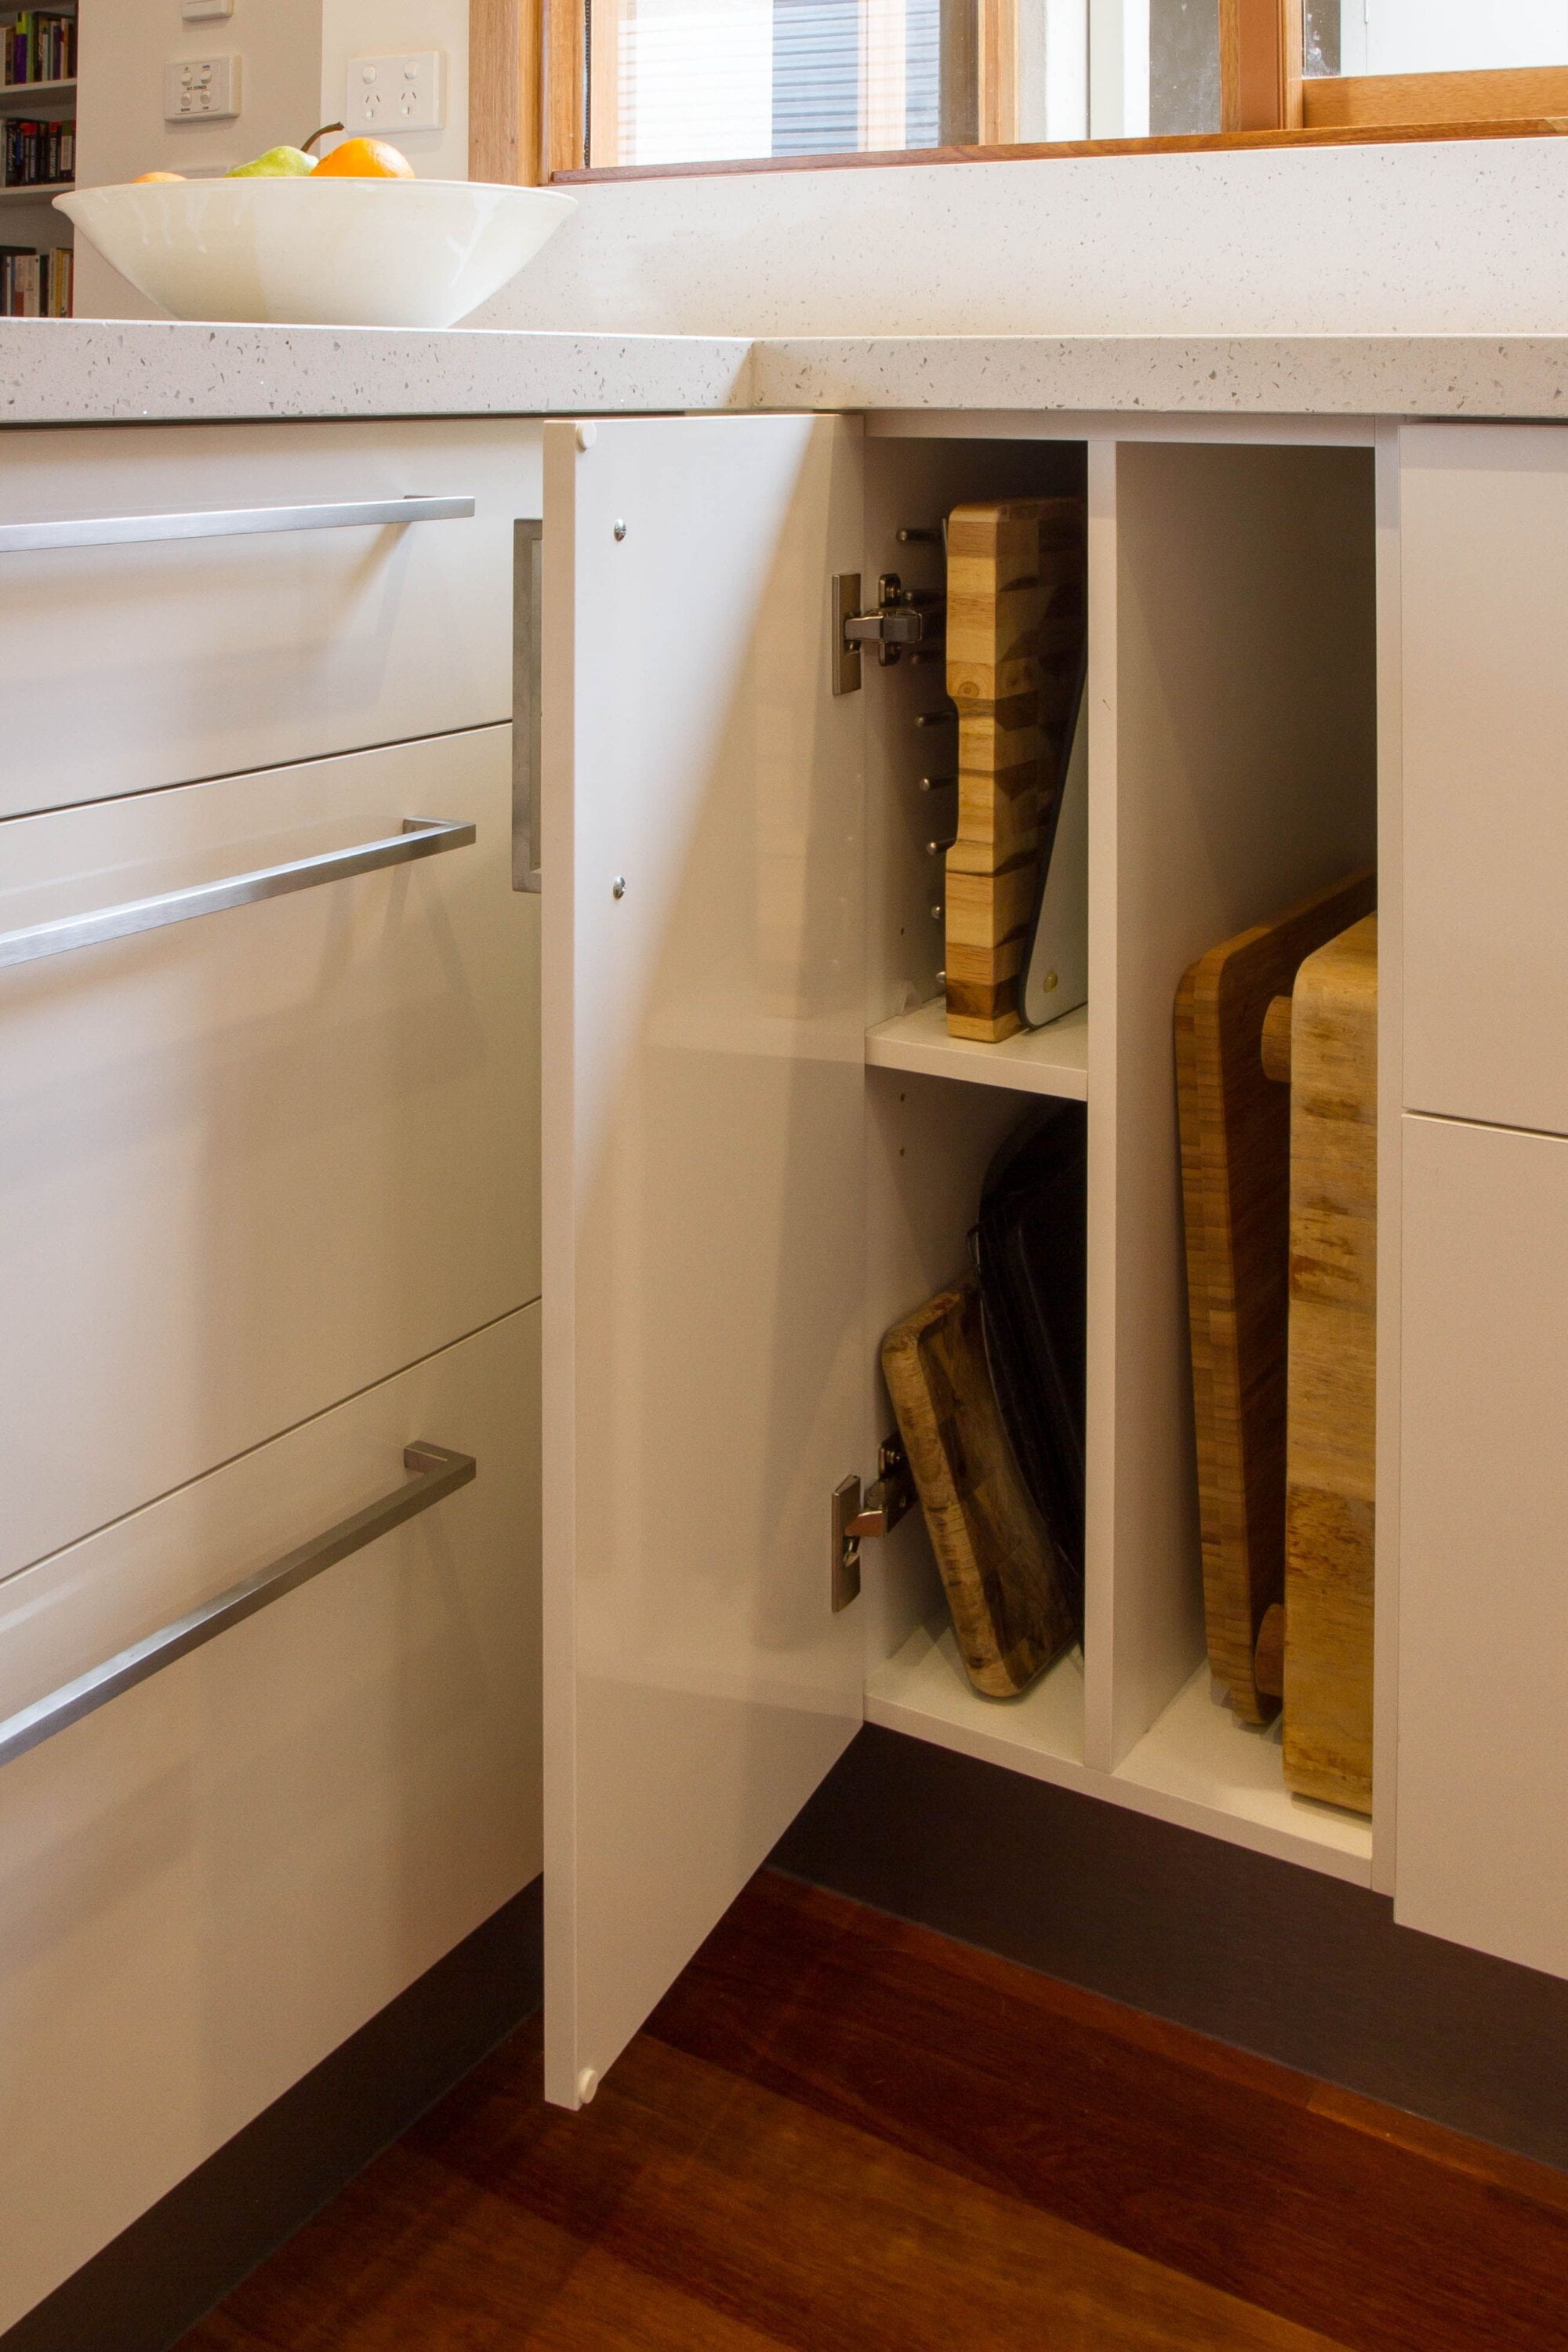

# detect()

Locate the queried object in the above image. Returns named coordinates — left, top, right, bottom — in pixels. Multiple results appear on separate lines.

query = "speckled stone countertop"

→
left=0, top=319, right=756, bottom=423
left=747, top=333, right=1568, bottom=419
left=4, top=318, right=1568, bottom=423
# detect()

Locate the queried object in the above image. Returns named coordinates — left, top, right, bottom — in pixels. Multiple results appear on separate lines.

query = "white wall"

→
left=475, top=133, right=1568, bottom=336
left=75, top=0, right=326, bottom=316
left=319, top=0, right=469, bottom=179
left=74, top=0, right=469, bottom=318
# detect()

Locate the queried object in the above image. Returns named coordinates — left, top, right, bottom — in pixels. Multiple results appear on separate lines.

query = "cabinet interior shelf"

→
left=0, top=180, right=71, bottom=204
left=866, top=997, right=1089, bottom=1099
left=866, top=1620, right=1374, bottom=1885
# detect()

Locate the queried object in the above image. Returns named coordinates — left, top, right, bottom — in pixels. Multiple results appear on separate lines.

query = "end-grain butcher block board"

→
left=1284, top=912, right=1377, bottom=1816
left=882, top=1279, right=1076, bottom=1698
left=945, top=498, right=1086, bottom=1044
left=1176, top=869, right=1376, bottom=1726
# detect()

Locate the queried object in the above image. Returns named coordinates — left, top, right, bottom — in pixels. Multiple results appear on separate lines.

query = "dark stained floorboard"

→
left=177, top=1870, right=1568, bottom=2352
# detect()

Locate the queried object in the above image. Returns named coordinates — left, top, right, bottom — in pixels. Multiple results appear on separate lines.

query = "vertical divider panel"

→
left=1371, top=423, right=1403, bottom=1896
left=1083, top=437, right=1121, bottom=1776
left=1088, top=438, right=1378, bottom=1773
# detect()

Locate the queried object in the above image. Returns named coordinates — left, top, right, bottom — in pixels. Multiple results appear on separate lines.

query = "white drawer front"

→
left=0, top=1305, right=539, bottom=2335
left=0, top=725, right=538, bottom=1581
left=1402, top=423, right=1568, bottom=1135
left=0, top=418, right=538, bottom=818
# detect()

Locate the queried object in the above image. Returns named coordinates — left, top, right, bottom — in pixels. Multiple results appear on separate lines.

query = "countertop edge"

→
left=4, top=321, right=1568, bottom=423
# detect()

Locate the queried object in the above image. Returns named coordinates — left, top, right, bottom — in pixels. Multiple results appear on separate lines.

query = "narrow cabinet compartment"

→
left=0, top=724, right=537, bottom=1581
left=858, top=433, right=1380, bottom=1882
left=0, top=418, right=538, bottom=818
left=0, top=1305, right=541, bottom=2335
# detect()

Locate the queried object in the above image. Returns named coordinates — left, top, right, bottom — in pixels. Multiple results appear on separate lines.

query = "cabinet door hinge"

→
left=833, top=572, right=946, bottom=695
left=831, top=1436, right=916, bottom=1610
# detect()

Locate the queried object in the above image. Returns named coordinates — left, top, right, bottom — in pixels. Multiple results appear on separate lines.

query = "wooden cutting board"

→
left=882, top=1279, right=1076, bottom=1698
left=945, top=498, right=1086, bottom=1043
left=1176, top=869, right=1376, bottom=1725
left=1283, top=913, right=1377, bottom=1816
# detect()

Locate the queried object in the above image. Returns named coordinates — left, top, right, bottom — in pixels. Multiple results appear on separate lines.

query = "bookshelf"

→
left=0, top=6, right=74, bottom=314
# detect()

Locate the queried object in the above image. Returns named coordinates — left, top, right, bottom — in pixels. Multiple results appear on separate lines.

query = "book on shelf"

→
left=0, top=241, right=72, bottom=316
left=2, top=112, right=71, bottom=187
left=2, top=12, right=76, bottom=89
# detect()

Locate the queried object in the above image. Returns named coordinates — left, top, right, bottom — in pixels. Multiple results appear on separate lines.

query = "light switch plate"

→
left=164, top=54, right=240, bottom=121
left=347, top=50, right=445, bottom=136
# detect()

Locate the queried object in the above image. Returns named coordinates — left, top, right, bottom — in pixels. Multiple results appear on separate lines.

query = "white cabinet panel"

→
left=1398, top=1112, right=1568, bottom=1979
left=0, top=419, right=536, bottom=818
left=0, top=1305, right=540, bottom=2334
left=1402, top=423, right=1568, bottom=1136
left=0, top=726, right=537, bottom=1579
left=542, top=415, right=866, bottom=2107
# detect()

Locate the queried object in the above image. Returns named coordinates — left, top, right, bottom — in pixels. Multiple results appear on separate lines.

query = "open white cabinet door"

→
left=541, top=416, right=868, bottom=2108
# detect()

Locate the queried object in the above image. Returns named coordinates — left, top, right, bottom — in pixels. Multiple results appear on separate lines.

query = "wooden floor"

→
left=181, top=1870, right=1568, bottom=2352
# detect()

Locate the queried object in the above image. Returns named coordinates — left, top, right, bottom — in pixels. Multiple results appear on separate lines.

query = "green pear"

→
left=227, top=145, right=316, bottom=179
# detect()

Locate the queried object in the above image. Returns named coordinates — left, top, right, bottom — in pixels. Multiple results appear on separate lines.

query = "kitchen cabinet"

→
left=0, top=418, right=543, bottom=2336
left=9, top=383, right=1568, bottom=2322
left=539, top=416, right=1384, bottom=2107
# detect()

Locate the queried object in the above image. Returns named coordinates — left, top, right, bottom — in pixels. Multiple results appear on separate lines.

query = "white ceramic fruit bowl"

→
left=55, top=176, right=577, bottom=328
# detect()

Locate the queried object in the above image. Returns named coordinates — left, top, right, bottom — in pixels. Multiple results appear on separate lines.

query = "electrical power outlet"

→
left=163, top=54, right=240, bottom=121
left=347, top=51, right=445, bottom=136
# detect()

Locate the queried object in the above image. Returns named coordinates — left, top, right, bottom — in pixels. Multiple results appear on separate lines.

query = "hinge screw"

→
left=613, top=519, right=627, bottom=541
left=612, top=876, right=626, bottom=898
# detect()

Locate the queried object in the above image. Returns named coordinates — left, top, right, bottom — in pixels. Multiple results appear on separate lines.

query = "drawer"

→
left=0, top=1305, right=539, bottom=2334
left=0, top=724, right=538, bottom=1581
left=0, top=417, right=539, bottom=818
left=1402, top=423, right=1568, bottom=1134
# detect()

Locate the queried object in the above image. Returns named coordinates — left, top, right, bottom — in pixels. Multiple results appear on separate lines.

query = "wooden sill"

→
left=554, top=113, right=1568, bottom=183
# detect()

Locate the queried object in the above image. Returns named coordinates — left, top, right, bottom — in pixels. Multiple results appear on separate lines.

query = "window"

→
left=470, top=0, right=1568, bottom=178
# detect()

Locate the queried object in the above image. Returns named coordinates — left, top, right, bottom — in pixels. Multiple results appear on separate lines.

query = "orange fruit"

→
left=132, top=171, right=185, bottom=183
left=312, top=137, right=414, bottom=180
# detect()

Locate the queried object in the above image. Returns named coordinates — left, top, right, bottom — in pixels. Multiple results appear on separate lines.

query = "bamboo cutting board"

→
left=1283, top=913, right=1377, bottom=1816
left=945, top=499, right=1086, bottom=1043
left=882, top=1280, right=1077, bottom=1698
left=1176, top=870, right=1376, bottom=1725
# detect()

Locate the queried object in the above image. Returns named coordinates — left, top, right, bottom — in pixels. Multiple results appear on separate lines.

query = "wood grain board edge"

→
left=1178, top=870, right=1377, bottom=1727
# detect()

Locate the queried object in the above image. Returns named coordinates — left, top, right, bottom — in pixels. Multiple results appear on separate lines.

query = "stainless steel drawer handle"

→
left=0, top=814, right=476, bottom=972
left=0, top=494, right=475, bottom=556
left=0, top=1441, right=476, bottom=1773
left=514, top=518, right=542, bottom=894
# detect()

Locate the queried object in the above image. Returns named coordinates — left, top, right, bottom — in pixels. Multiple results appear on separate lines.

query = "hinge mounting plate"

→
left=832, top=1436, right=916, bottom=1611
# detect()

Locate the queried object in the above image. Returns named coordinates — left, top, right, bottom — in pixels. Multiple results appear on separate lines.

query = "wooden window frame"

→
left=469, top=0, right=1568, bottom=185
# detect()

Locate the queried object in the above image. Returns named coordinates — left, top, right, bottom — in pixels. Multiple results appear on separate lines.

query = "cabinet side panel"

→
left=1372, top=423, right=1403, bottom=1894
